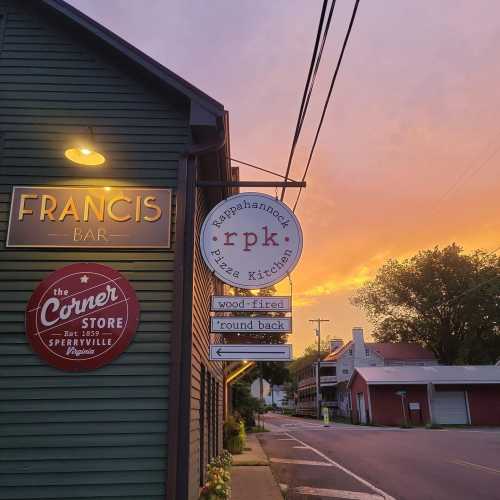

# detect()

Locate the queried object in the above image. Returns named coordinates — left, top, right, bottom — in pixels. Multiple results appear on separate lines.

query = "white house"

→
left=250, top=378, right=288, bottom=407
left=296, top=327, right=437, bottom=417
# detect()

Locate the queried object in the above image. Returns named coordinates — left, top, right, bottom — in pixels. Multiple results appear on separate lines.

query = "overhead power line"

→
left=230, top=157, right=299, bottom=181
left=292, top=0, right=360, bottom=213
left=280, top=0, right=332, bottom=202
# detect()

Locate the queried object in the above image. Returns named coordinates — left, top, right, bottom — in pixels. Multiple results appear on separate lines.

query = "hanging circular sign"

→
left=200, top=192, right=303, bottom=289
left=26, top=263, right=140, bottom=371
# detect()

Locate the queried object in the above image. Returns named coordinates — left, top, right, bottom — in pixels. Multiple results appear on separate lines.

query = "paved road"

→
left=258, top=413, right=500, bottom=500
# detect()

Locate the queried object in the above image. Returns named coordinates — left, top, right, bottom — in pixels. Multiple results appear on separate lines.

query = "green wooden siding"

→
left=188, top=188, right=224, bottom=500
left=0, top=1, right=189, bottom=498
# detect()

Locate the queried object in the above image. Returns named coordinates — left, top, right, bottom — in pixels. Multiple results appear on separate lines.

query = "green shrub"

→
left=223, top=415, right=246, bottom=454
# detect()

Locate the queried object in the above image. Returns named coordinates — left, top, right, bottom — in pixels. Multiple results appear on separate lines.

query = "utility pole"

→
left=309, top=318, right=330, bottom=420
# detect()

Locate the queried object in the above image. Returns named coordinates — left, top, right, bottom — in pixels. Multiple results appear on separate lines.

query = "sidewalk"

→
left=231, top=433, right=283, bottom=500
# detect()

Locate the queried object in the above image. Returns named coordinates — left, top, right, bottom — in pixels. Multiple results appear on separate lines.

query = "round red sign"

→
left=26, top=263, right=140, bottom=371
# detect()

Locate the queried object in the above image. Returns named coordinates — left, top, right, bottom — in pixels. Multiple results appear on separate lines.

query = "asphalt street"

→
left=259, top=413, right=500, bottom=500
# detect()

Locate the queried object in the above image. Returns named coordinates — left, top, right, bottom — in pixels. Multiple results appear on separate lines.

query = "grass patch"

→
left=249, top=425, right=269, bottom=433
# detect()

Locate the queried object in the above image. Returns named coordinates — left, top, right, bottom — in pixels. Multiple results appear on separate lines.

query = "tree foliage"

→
left=226, top=287, right=290, bottom=393
left=224, top=286, right=287, bottom=345
left=351, top=244, right=500, bottom=364
left=288, top=337, right=332, bottom=375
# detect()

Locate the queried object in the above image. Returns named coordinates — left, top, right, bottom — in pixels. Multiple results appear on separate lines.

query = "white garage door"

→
left=432, top=391, right=468, bottom=424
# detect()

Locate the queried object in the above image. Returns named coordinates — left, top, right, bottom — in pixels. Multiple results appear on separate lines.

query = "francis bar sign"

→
left=200, top=192, right=303, bottom=289
left=25, top=263, right=140, bottom=371
left=7, top=186, right=172, bottom=248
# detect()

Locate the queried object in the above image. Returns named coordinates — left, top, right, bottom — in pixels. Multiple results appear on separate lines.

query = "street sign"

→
left=209, top=344, right=292, bottom=361
left=211, top=295, right=291, bottom=312
left=200, top=192, right=303, bottom=289
left=210, top=316, right=292, bottom=333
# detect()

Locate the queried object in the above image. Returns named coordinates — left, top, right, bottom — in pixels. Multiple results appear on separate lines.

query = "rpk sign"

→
left=200, top=193, right=303, bottom=288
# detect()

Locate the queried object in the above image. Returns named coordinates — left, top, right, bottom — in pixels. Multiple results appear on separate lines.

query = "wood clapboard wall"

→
left=0, top=1, right=189, bottom=499
left=188, top=187, right=224, bottom=499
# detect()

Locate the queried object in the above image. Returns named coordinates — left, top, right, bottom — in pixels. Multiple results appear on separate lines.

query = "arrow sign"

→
left=209, top=344, right=292, bottom=361
left=210, top=316, right=292, bottom=333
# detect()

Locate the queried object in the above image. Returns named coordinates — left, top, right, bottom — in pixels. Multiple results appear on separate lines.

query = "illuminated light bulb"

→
left=64, top=147, right=106, bottom=166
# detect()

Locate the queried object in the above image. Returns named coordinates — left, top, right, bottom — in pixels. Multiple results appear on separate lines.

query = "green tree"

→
left=227, top=287, right=290, bottom=402
left=351, top=244, right=500, bottom=364
left=226, top=286, right=287, bottom=345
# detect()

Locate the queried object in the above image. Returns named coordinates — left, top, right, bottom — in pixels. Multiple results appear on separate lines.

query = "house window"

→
left=199, top=365, right=206, bottom=486
left=365, top=348, right=370, bottom=357
left=342, top=369, right=349, bottom=375
left=348, top=349, right=353, bottom=355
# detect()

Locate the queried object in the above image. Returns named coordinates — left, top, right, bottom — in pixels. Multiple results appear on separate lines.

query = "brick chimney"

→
left=329, top=339, right=344, bottom=353
left=352, top=327, right=365, bottom=364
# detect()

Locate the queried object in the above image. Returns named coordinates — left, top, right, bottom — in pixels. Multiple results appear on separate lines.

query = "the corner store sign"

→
left=25, top=263, right=140, bottom=371
left=200, top=193, right=302, bottom=289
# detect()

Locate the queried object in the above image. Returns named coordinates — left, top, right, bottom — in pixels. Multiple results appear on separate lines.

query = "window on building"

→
left=342, top=368, right=349, bottom=375
left=348, top=349, right=353, bottom=355
left=207, top=374, right=212, bottom=460
left=365, top=348, right=370, bottom=357
left=199, top=365, right=206, bottom=486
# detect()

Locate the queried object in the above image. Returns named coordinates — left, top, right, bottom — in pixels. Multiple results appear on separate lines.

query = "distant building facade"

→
left=349, top=365, right=500, bottom=426
left=250, top=379, right=288, bottom=408
left=295, top=327, right=437, bottom=418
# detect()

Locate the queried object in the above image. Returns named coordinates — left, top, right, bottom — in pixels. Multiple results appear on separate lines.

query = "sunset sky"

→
left=70, top=0, right=500, bottom=355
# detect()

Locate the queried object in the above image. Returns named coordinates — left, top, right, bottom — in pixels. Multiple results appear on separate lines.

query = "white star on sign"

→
left=80, top=275, right=89, bottom=284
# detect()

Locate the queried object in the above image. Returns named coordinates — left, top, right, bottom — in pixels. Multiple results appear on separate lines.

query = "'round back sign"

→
left=26, top=263, right=140, bottom=371
left=200, top=193, right=303, bottom=289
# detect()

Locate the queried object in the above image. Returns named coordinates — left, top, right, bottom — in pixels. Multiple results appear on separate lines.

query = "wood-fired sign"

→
left=25, top=263, right=140, bottom=371
left=7, top=186, right=172, bottom=248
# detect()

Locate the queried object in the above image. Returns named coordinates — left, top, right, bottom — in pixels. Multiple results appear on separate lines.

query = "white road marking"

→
left=276, top=438, right=297, bottom=441
left=284, top=432, right=397, bottom=500
left=270, top=457, right=333, bottom=467
left=295, top=486, right=384, bottom=499
left=450, top=459, right=500, bottom=475
left=293, top=445, right=310, bottom=449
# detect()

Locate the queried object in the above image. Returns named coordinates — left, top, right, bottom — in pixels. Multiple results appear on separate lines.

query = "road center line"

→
left=270, top=457, right=333, bottom=467
left=295, top=486, right=384, bottom=499
left=284, top=432, right=397, bottom=500
left=450, top=459, right=500, bottom=475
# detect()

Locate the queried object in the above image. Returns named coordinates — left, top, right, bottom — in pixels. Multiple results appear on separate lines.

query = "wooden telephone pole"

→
left=309, top=318, right=330, bottom=420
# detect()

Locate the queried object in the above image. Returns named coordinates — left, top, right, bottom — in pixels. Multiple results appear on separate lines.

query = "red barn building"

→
left=349, top=366, right=500, bottom=426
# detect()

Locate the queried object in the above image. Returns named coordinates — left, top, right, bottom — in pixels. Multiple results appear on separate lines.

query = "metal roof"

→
left=350, top=365, right=500, bottom=386
left=324, top=341, right=435, bottom=362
